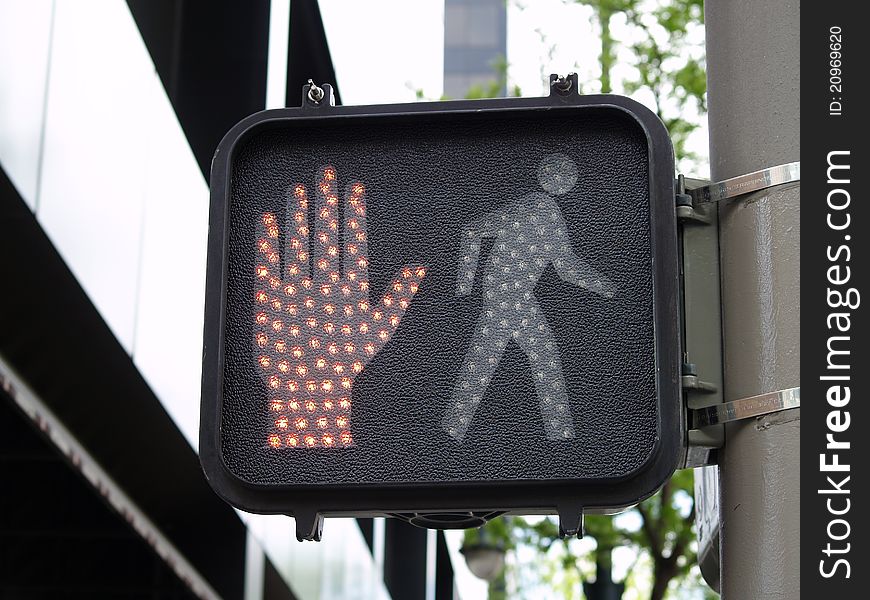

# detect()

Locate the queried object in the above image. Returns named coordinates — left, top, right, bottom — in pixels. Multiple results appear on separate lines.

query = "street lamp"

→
left=460, top=533, right=506, bottom=582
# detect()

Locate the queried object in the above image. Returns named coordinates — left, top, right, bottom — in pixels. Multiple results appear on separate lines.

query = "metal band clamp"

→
left=687, top=162, right=800, bottom=204
left=691, top=387, right=800, bottom=429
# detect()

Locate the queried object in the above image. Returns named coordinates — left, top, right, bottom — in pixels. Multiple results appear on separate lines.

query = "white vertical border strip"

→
left=0, top=354, right=222, bottom=600
left=244, top=530, right=266, bottom=600
left=266, top=0, right=291, bottom=109
left=425, top=529, right=437, bottom=600
left=373, top=517, right=386, bottom=580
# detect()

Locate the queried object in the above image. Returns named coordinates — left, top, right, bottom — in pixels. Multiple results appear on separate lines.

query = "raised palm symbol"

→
left=253, top=166, right=426, bottom=449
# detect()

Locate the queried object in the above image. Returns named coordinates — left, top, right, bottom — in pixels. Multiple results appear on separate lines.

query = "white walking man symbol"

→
left=444, top=154, right=616, bottom=443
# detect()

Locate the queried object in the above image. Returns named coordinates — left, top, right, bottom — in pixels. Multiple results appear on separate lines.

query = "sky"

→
left=318, top=0, right=708, bottom=175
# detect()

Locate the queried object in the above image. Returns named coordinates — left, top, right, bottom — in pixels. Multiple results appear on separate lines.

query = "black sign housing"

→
left=201, top=81, right=682, bottom=540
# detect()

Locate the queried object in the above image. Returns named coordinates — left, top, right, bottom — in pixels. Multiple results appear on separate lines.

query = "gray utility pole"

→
left=706, top=1, right=800, bottom=598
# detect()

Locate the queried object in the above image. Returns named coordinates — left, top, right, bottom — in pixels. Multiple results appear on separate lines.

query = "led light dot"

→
left=287, top=436, right=299, bottom=447
left=344, top=342, right=355, bottom=354
left=256, top=265, right=269, bottom=278
left=327, top=342, right=339, bottom=355
left=340, top=432, right=352, bottom=445
left=333, top=363, right=345, bottom=374
left=289, top=399, right=300, bottom=411
left=268, top=435, right=281, bottom=448
left=256, top=291, right=268, bottom=303
left=339, top=398, right=351, bottom=409
left=352, top=361, right=363, bottom=373
left=309, top=338, right=321, bottom=349
left=272, top=320, right=283, bottom=332
left=275, top=417, right=289, bottom=429
left=305, top=380, right=317, bottom=392
left=336, top=416, right=349, bottom=428
left=305, top=435, right=317, bottom=447
left=321, top=380, right=334, bottom=392
left=323, top=434, right=335, bottom=447
left=295, top=418, right=308, bottom=430
left=323, top=399, right=334, bottom=411
left=315, top=357, right=327, bottom=369
left=317, top=417, right=328, bottom=429
left=277, top=360, right=290, bottom=373
left=287, top=380, right=299, bottom=392
left=289, top=325, right=300, bottom=337
left=256, top=333, right=268, bottom=347
left=296, top=365, right=308, bottom=377
left=270, top=401, right=283, bottom=412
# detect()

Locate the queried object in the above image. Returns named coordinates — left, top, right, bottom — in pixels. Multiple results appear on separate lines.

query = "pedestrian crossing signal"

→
left=200, top=78, right=683, bottom=541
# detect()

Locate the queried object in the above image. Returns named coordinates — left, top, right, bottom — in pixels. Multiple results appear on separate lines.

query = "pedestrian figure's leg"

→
left=514, top=304, right=575, bottom=440
left=444, top=320, right=510, bottom=442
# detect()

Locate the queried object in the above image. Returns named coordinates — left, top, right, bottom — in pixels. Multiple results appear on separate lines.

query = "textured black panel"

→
left=221, top=107, right=656, bottom=486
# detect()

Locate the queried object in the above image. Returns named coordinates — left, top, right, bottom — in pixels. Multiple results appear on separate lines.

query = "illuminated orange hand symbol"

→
left=254, top=166, right=426, bottom=449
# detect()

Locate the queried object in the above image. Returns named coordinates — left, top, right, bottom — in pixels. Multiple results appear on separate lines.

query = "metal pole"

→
left=705, top=1, right=800, bottom=598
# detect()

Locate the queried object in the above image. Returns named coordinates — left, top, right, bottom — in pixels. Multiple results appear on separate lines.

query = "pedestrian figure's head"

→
left=537, top=153, right=578, bottom=196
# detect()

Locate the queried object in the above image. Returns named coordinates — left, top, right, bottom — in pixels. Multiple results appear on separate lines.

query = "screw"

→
left=307, top=79, right=324, bottom=104
left=553, top=74, right=575, bottom=95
